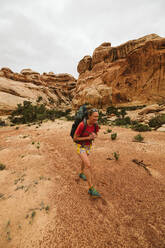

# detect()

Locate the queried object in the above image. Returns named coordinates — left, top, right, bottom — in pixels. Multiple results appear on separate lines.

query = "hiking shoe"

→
left=88, top=187, right=101, bottom=197
left=79, top=173, right=87, bottom=181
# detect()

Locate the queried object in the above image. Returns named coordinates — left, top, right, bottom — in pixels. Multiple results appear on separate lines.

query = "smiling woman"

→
left=73, top=108, right=101, bottom=197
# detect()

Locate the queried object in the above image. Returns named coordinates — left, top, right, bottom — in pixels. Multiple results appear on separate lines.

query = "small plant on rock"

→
left=36, top=96, right=43, bottom=103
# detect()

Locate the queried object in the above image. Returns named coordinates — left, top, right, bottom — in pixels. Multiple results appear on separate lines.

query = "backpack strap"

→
left=81, top=118, right=87, bottom=136
left=94, top=123, right=97, bottom=133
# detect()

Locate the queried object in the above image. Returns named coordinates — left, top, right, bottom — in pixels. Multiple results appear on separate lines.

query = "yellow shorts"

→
left=76, top=144, right=92, bottom=155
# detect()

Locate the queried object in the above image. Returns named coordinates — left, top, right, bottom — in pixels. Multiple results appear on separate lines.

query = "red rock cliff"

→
left=73, top=34, right=165, bottom=108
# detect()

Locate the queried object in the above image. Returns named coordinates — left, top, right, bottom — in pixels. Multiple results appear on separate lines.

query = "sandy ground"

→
left=0, top=120, right=165, bottom=248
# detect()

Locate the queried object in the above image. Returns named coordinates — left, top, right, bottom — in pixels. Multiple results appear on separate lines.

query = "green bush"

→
left=36, top=96, right=43, bottom=103
left=0, top=119, right=6, bottom=126
left=0, top=163, right=6, bottom=170
left=133, top=134, right=144, bottom=142
left=132, top=123, right=151, bottom=132
left=106, top=106, right=119, bottom=115
left=113, top=152, right=119, bottom=160
left=9, top=101, right=73, bottom=124
left=111, top=133, right=117, bottom=140
left=120, top=109, right=127, bottom=118
left=148, top=114, right=165, bottom=128
left=114, top=116, right=131, bottom=126
left=106, top=105, right=146, bottom=115
left=48, top=97, right=55, bottom=105
left=98, top=111, right=108, bottom=125
left=119, top=105, right=146, bottom=111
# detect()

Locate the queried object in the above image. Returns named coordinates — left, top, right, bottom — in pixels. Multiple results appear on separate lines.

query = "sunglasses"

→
left=89, top=108, right=98, bottom=113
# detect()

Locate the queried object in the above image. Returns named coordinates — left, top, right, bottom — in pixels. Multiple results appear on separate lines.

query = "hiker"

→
left=73, top=108, right=101, bottom=197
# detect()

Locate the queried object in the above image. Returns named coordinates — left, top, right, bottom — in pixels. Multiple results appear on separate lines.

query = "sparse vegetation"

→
left=111, top=133, right=117, bottom=140
left=0, top=163, right=6, bottom=170
left=113, top=152, right=119, bottom=160
left=36, top=142, right=40, bottom=149
left=9, top=101, right=60, bottom=124
left=0, top=118, right=7, bottom=126
left=6, top=220, right=10, bottom=227
left=148, top=114, right=165, bottom=129
left=98, top=111, right=108, bottom=125
left=31, top=211, right=36, bottom=219
left=131, top=123, right=151, bottom=132
left=36, top=96, right=43, bottom=103
left=133, top=134, right=144, bottom=142
left=114, top=116, right=131, bottom=126
left=15, top=185, right=24, bottom=191
left=106, top=106, right=119, bottom=116
left=48, top=97, right=55, bottom=105
left=45, top=205, right=50, bottom=212
left=6, top=231, right=11, bottom=241
left=23, top=135, right=28, bottom=138
left=0, top=193, right=4, bottom=198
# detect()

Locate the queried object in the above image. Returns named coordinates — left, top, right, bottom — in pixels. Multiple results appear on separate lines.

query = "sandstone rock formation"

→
left=0, top=68, right=76, bottom=115
left=73, top=34, right=165, bottom=108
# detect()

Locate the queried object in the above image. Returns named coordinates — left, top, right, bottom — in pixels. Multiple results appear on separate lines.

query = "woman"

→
left=74, top=108, right=101, bottom=197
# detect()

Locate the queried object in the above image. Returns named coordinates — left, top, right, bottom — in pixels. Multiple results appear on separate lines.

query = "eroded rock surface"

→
left=0, top=68, right=76, bottom=114
left=73, top=34, right=165, bottom=108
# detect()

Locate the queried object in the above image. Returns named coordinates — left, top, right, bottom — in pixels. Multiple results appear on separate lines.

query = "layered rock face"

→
left=0, top=68, right=76, bottom=115
left=73, top=34, right=165, bottom=108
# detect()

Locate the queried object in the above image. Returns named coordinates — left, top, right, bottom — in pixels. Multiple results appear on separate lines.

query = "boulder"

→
left=77, top=56, right=92, bottom=74
left=157, top=127, right=165, bottom=132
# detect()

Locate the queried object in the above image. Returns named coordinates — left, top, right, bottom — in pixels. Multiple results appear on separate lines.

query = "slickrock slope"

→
left=0, top=68, right=76, bottom=114
left=73, top=34, right=165, bottom=108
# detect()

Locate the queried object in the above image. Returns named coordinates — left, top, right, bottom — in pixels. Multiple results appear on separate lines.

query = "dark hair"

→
left=88, top=108, right=98, bottom=117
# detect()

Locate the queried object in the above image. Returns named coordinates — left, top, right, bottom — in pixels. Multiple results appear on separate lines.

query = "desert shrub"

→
left=0, top=163, right=6, bottom=170
left=131, top=123, right=151, bottom=132
left=9, top=101, right=72, bottom=124
left=148, top=114, right=165, bottom=128
left=48, top=97, right=55, bottom=104
left=119, top=105, right=146, bottom=111
left=98, top=111, right=108, bottom=125
left=106, top=106, right=120, bottom=117
left=113, top=152, right=119, bottom=160
left=111, top=133, right=117, bottom=140
left=120, top=109, right=127, bottom=118
left=114, top=116, right=131, bottom=126
left=0, top=119, right=6, bottom=126
left=133, top=134, right=144, bottom=142
left=106, top=105, right=146, bottom=116
left=36, top=96, right=43, bottom=103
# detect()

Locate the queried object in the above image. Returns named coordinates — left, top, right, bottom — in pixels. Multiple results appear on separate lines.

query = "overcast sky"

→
left=0, top=0, right=164, bottom=78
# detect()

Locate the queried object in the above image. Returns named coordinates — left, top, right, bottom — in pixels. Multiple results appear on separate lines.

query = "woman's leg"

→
left=79, top=152, right=93, bottom=188
left=81, top=160, right=85, bottom=173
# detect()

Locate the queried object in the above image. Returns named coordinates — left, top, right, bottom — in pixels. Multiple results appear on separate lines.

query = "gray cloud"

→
left=0, top=0, right=165, bottom=78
